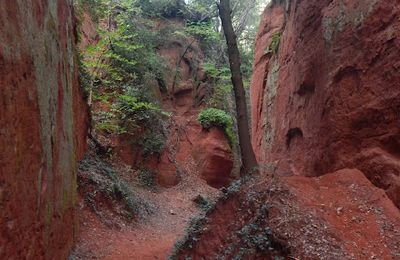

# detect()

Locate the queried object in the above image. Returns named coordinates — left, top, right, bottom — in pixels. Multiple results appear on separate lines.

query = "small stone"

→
left=336, top=207, right=344, bottom=215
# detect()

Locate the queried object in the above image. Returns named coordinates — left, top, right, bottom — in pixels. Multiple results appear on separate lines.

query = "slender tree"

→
left=218, top=0, right=258, bottom=174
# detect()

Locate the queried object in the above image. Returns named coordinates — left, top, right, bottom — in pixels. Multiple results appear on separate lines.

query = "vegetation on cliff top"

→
left=75, top=0, right=263, bottom=163
left=198, top=108, right=237, bottom=145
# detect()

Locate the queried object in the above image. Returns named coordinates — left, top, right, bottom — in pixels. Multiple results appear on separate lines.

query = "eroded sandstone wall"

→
left=251, top=0, right=400, bottom=206
left=0, top=1, right=89, bottom=258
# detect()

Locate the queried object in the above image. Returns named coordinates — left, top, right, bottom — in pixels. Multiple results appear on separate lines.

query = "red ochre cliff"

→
left=89, top=19, right=236, bottom=189
left=251, top=0, right=400, bottom=207
left=174, top=0, right=400, bottom=259
left=0, top=1, right=88, bottom=259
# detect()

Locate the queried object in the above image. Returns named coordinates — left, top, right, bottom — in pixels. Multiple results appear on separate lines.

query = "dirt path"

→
left=71, top=144, right=220, bottom=260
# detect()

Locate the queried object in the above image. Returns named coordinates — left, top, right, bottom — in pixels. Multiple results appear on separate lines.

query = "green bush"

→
left=198, top=108, right=232, bottom=129
left=115, top=95, right=163, bottom=123
left=139, top=0, right=187, bottom=18
left=265, top=32, right=281, bottom=55
left=206, top=83, right=232, bottom=111
left=198, top=108, right=237, bottom=145
left=138, top=168, right=157, bottom=187
left=185, top=22, right=219, bottom=43
left=142, top=131, right=165, bottom=157
left=113, top=94, right=167, bottom=157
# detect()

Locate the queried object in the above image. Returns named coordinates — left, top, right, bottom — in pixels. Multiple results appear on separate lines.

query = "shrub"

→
left=206, top=83, right=232, bottom=111
left=198, top=108, right=237, bottom=145
left=142, top=131, right=165, bottom=157
left=78, top=155, right=154, bottom=221
left=115, top=95, right=163, bottom=124
left=138, top=168, right=157, bottom=187
left=139, top=0, right=187, bottom=18
left=113, top=94, right=167, bottom=157
left=198, top=108, right=232, bottom=129
left=185, top=22, right=219, bottom=43
left=193, top=195, right=212, bottom=210
left=265, top=32, right=281, bottom=55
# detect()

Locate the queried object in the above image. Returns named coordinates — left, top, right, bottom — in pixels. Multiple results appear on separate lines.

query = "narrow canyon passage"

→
left=1, top=0, right=399, bottom=259
left=72, top=13, right=238, bottom=257
left=71, top=91, right=226, bottom=259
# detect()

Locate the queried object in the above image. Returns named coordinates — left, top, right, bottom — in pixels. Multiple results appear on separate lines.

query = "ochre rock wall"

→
left=0, top=1, right=89, bottom=259
left=251, top=0, right=400, bottom=206
left=99, top=19, right=235, bottom=189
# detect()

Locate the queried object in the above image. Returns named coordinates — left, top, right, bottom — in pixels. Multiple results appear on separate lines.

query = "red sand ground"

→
left=71, top=151, right=221, bottom=260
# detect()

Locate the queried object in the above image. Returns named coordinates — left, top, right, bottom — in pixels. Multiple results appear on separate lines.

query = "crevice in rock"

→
left=286, top=127, right=303, bottom=148
left=173, top=88, right=193, bottom=97
left=296, top=82, right=315, bottom=96
left=382, top=134, right=400, bottom=158
left=333, top=66, right=359, bottom=83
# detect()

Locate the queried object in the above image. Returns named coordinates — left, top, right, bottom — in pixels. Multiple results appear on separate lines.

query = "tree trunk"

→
left=218, top=0, right=258, bottom=174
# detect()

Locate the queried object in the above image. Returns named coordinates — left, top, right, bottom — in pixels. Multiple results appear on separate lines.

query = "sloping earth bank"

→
left=175, top=169, right=400, bottom=259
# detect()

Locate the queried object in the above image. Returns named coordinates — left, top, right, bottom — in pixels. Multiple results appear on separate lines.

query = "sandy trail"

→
left=72, top=160, right=220, bottom=260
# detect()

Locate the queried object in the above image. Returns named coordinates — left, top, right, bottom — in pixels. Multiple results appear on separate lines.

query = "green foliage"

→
left=100, top=25, right=166, bottom=86
left=112, top=94, right=167, bottom=157
left=74, top=0, right=102, bottom=23
left=139, top=0, right=187, bottom=18
left=199, top=63, right=239, bottom=146
left=239, top=45, right=255, bottom=84
left=198, top=108, right=237, bottom=145
left=198, top=108, right=232, bottom=129
left=80, top=0, right=168, bottom=90
left=225, top=126, right=238, bottom=147
left=202, top=63, right=231, bottom=81
left=185, top=0, right=216, bottom=20
left=91, top=90, right=167, bottom=157
left=77, top=53, right=93, bottom=93
left=185, top=22, right=219, bottom=43
left=265, top=33, right=281, bottom=55
left=141, top=131, right=166, bottom=157
left=202, top=63, right=233, bottom=111
left=138, top=168, right=157, bottom=187
left=93, top=91, right=116, bottom=104
left=78, top=155, right=154, bottom=221
left=76, top=0, right=170, bottom=158
left=184, top=22, right=222, bottom=59
left=206, top=84, right=232, bottom=110
left=270, top=33, right=281, bottom=54
left=193, top=195, right=212, bottom=210
left=97, top=121, right=121, bottom=133
left=116, top=95, right=162, bottom=121
left=93, top=109, right=122, bottom=134
left=203, top=63, right=232, bottom=110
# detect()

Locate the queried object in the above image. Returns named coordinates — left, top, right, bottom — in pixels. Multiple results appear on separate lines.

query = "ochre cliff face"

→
left=251, top=0, right=400, bottom=207
left=95, top=20, right=235, bottom=189
left=0, top=1, right=89, bottom=259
